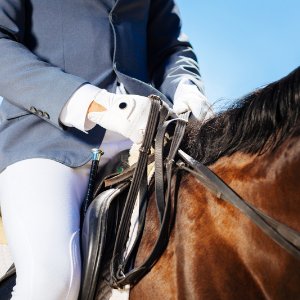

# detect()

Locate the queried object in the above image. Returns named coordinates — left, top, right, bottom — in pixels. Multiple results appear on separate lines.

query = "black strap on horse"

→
left=176, top=150, right=300, bottom=261
left=110, top=96, right=189, bottom=288
left=110, top=95, right=168, bottom=287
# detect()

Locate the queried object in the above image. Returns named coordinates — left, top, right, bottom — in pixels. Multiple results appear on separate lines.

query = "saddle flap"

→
left=79, top=182, right=129, bottom=300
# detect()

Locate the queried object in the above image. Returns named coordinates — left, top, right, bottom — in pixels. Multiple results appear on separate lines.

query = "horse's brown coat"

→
left=130, top=135, right=300, bottom=299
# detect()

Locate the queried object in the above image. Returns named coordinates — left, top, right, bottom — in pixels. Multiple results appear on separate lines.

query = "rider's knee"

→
left=14, top=256, right=81, bottom=300
left=12, top=230, right=81, bottom=300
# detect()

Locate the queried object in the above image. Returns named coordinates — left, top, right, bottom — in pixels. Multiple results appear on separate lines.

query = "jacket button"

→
left=43, top=112, right=50, bottom=119
left=30, top=106, right=37, bottom=113
left=109, top=13, right=119, bottom=24
left=114, top=61, right=121, bottom=72
left=36, top=110, right=43, bottom=116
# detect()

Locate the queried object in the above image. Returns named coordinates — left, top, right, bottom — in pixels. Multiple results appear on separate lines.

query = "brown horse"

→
left=130, top=66, right=300, bottom=299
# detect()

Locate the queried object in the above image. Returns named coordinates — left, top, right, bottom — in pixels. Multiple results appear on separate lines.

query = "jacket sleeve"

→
left=147, top=0, right=205, bottom=103
left=0, top=0, right=87, bottom=129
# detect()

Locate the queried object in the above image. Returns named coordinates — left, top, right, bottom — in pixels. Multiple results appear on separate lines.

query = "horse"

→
left=129, top=66, right=300, bottom=299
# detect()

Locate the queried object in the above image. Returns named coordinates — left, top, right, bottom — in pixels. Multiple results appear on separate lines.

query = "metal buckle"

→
left=148, top=94, right=163, bottom=105
left=139, top=146, right=151, bottom=155
left=176, top=161, right=186, bottom=168
left=166, top=159, right=175, bottom=167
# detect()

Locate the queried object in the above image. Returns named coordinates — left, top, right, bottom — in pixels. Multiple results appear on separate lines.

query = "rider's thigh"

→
left=0, top=158, right=90, bottom=300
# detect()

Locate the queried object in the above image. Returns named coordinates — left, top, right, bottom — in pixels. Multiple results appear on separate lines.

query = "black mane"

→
left=181, top=66, right=300, bottom=165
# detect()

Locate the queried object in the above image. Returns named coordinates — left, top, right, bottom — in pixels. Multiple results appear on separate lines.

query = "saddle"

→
left=79, top=149, right=131, bottom=300
left=79, top=96, right=172, bottom=298
left=79, top=147, right=157, bottom=300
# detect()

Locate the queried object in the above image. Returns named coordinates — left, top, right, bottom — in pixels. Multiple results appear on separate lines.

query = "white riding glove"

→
left=87, top=90, right=152, bottom=144
left=173, top=81, right=214, bottom=121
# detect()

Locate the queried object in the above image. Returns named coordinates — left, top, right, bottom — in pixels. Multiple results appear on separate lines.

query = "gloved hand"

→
left=87, top=89, right=151, bottom=144
left=173, top=85, right=215, bottom=121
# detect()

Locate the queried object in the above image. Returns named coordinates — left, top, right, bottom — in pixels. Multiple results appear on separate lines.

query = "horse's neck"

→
left=199, top=135, right=300, bottom=298
left=131, top=135, right=300, bottom=300
left=210, top=135, right=300, bottom=233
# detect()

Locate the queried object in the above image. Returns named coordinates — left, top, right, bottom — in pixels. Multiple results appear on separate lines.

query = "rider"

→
left=0, top=0, right=213, bottom=299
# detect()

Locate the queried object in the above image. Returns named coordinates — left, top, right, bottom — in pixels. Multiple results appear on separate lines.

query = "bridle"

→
left=108, top=96, right=300, bottom=289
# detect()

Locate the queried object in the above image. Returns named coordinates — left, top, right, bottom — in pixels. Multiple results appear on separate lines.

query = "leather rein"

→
left=108, top=96, right=300, bottom=289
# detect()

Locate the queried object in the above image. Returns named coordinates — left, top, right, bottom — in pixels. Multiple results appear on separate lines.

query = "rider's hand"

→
left=173, top=84, right=215, bottom=121
left=87, top=90, right=151, bottom=144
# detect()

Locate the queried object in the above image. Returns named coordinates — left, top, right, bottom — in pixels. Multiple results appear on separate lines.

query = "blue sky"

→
left=175, top=0, right=300, bottom=108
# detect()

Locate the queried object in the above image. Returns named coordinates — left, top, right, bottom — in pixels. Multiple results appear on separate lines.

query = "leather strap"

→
left=177, top=149, right=300, bottom=260
left=155, top=112, right=189, bottom=223
left=110, top=102, right=189, bottom=287
left=104, top=154, right=155, bottom=187
left=110, top=96, right=169, bottom=287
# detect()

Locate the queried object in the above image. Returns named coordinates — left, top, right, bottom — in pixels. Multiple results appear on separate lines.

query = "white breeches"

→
left=0, top=131, right=132, bottom=300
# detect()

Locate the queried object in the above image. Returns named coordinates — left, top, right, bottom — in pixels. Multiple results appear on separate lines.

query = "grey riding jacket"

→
left=0, top=0, right=204, bottom=172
